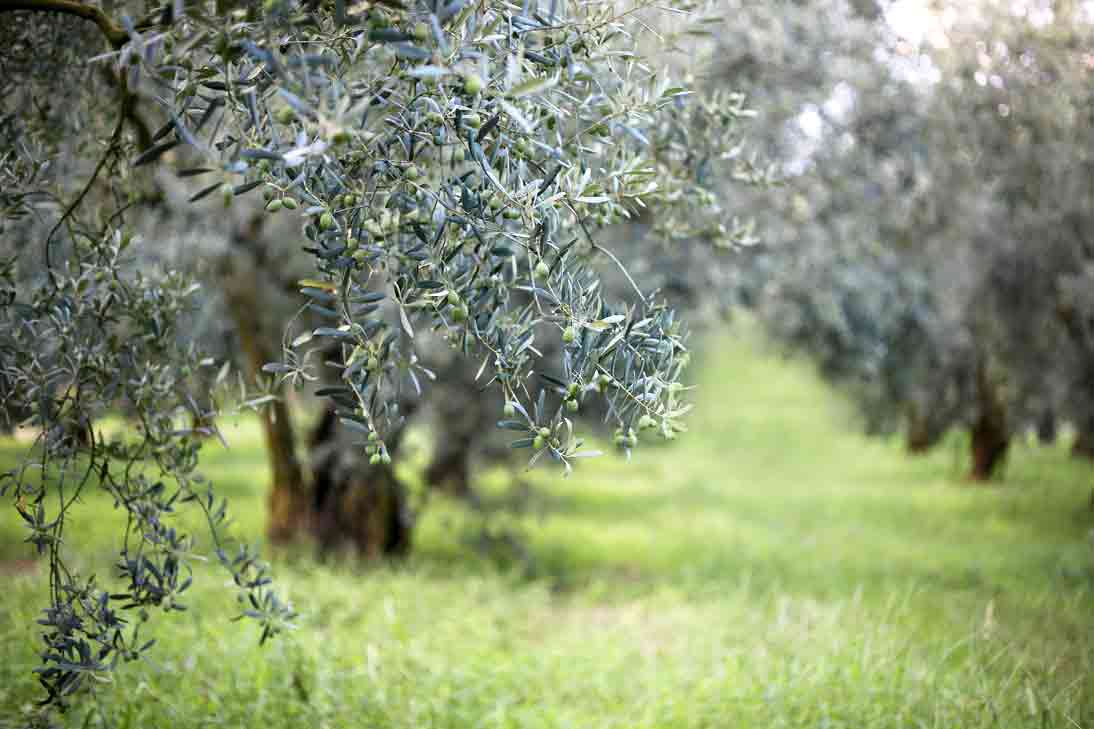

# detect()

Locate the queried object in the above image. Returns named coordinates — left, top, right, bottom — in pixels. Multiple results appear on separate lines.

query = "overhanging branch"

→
left=0, top=0, right=129, bottom=48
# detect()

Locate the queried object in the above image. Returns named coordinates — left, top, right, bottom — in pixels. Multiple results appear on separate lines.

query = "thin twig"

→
left=567, top=200, right=647, bottom=302
left=43, top=90, right=129, bottom=283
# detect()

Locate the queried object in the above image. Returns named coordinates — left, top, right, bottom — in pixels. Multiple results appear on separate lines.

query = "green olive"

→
left=463, top=74, right=483, bottom=95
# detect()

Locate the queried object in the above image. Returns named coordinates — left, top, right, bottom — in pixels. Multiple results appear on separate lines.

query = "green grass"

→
left=2, top=323, right=1093, bottom=727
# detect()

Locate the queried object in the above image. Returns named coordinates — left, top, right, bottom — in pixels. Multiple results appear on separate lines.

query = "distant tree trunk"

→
left=425, top=445, right=472, bottom=496
left=423, top=393, right=477, bottom=497
left=905, top=405, right=934, bottom=454
left=970, top=414, right=1009, bottom=480
left=422, top=360, right=498, bottom=498
left=1036, top=408, right=1057, bottom=445
left=969, top=363, right=1009, bottom=481
left=1054, top=303, right=1094, bottom=456
left=1071, top=416, right=1094, bottom=460
left=308, top=405, right=412, bottom=557
left=221, top=217, right=416, bottom=557
left=223, top=255, right=309, bottom=544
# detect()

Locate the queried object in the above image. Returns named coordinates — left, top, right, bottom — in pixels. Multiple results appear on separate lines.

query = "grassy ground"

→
left=2, top=325, right=1093, bottom=728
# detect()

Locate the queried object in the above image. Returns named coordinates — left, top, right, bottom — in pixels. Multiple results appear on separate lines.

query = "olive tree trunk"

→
left=1035, top=408, right=1057, bottom=446
left=969, top=362, right=1009, bottom=481
left=221, top=217, right=416, bottom=557
left=308, top=404, right=412, bottom=557
left=223, top=267, right=310, bottom=543
left=1070, top=417, right=1094, bottom=460
left=904, top=404, right=935, bottom=454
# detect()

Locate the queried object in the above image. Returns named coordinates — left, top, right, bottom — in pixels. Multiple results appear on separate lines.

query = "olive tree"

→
left=922, top=1, right=1094, bottom=465
left=722, top=0, right=1094, bottom=479
left=0, top=0, right=757, bottom=707
left=707, top=0, right=971, bottom=449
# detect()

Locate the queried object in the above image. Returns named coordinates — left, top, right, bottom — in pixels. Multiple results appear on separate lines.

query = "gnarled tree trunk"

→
left=308, top=405, right=412, bottom=557
left=226, top=282, right=310, bottom=542
left=969, top=362, right=1009, bottom=481
left=423, top=366, right=490, bottom=498
left=222, top=219, right=310, bottom=544
left=221, top=217, right=417, bottom=557
left=905, top=405, right=934, bottom=454
left=425, top=446, right=473, bottom=497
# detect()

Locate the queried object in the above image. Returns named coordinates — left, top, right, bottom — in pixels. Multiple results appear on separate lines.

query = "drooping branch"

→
left=43, top=81, right=130, bottom=281
left=0, top=0, right=129, bottom=48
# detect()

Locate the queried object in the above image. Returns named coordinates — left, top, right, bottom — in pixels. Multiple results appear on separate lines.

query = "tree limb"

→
left=0, top=0, right=129, bottom=48
left=43, top=88, right=127, bottom=281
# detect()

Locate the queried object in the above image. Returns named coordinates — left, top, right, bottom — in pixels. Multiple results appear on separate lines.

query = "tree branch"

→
left=44, top=90, right=127, bottom=282
left=0, top=0, right=129, bottom=48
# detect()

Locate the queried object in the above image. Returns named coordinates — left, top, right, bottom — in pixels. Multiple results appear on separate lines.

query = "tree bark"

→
left=421, top=359, right=506, bottom=498
left=969, top=362, right=1009, bottom=481
left=1035, top=409, right=1057, bottom=445
left=220, top=217, right=418, bottom=557
left=904, top=405, right=935, bottom=454
left=1071, top=421, right=1094, bottom=460
left=424, top=447, right=472, bottom=497
left=308, top=405, right=412, bottom=557
left=222, top=254, right=309, bottom=544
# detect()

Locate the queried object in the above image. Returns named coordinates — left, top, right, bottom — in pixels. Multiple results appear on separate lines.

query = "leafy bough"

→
left=130, top=0, right=747, bottom=468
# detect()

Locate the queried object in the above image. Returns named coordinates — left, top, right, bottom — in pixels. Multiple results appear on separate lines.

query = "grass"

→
left=2, top=322, right=1093, bottom=727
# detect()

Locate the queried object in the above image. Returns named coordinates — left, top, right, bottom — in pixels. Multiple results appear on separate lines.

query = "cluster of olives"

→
left=613, top=426, right=637, bottom=449
left=444, top=289, right=469, bottom=322
left=532, top=424, right=559, bottom=451
left=563, top=382, right=581, bottom=413
left=365, top=430, right=391, bottom=465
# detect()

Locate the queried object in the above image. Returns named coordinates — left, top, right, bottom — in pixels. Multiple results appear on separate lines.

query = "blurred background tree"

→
left=721, top=0, right=1094, bottom=480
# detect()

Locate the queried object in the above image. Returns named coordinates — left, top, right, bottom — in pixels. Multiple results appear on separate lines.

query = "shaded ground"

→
left=2, top=324, right=1092, bottom=727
